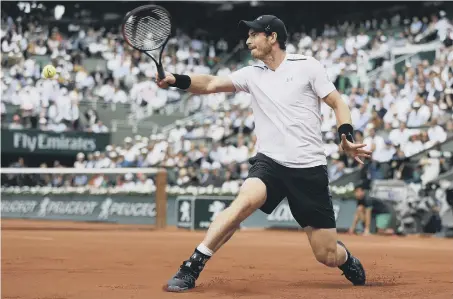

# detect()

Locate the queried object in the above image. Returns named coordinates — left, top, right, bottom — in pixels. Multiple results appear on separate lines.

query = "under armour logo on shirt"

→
left=286, top=77, right=293, bottom=82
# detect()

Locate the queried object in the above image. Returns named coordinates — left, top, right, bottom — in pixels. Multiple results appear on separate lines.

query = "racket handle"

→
left=157, top=65, right=166, bottom=80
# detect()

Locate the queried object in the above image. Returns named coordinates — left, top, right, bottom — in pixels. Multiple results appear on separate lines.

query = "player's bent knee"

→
left=233, top=178, right=267, bottom=212
left=218, top=178, right=266, bottom=224
left=314, top=246, right=337, bottom=268
left=229, top=194, right=263, bottom=218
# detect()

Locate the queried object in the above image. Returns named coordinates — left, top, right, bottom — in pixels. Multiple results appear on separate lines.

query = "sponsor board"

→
left=176, top=196, right=233, bottom=230
left=37, top=197, right=99, bottom=217
left=2, top=194, right=357, bottom=230
left=1, top=195, right=156, bottom=224
left=176, top=197, right=195, bottom=229
left=176, top=196, right=356, bottom=231
left=195, top=199, right=232, bottom=229
left=1, top=129, right=110, bottom=155
left=97, top=198, right=156, bottom=220
left=1, top=200, right=39, bottom=214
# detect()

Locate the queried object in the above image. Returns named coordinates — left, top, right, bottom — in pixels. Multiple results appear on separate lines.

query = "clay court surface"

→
left=2, top=219, right=453, bottom=299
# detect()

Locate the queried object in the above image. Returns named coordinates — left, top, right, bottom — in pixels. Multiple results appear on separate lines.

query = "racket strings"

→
left=123, top=8, right=171, bottom=51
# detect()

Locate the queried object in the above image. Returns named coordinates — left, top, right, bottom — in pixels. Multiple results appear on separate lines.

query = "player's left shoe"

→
left=337, top=240, right=366, bottom=286
left=166, top=250, right=209, bottom=292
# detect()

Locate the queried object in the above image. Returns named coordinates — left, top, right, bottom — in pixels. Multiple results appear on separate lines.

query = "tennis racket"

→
left=121, top=4, right=172, bottom=80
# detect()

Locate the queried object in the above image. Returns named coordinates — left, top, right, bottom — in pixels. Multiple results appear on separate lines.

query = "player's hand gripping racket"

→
left=121, top=4, right=172, bottom=80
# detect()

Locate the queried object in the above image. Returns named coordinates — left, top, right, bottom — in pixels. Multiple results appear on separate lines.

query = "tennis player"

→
left=156, top=15, right=371, bottom=292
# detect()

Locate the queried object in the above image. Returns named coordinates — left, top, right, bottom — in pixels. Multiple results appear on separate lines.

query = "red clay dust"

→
left=2, top=219, right=453, bottom=299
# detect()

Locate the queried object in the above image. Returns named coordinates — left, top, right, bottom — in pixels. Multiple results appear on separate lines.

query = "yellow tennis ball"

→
left=42, top=65, right=56, bottom=79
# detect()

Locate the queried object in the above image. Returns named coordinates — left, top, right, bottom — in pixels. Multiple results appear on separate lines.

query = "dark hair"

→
left=354, top=180, right=369, bottom=191
left=265, top=32, right=286, bottom=50
left=354, top=185, right=365, bottom=191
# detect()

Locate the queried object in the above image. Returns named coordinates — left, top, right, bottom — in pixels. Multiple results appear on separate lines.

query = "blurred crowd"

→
left=1, top=3, right=230, bottom=131
left=2, top=4, right=453, bottom=192
left=175, top=9, right=453, bottom=188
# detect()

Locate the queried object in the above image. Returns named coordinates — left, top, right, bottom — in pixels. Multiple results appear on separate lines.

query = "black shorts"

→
left=357, top=197, right=373, bottom=209
left=247, top=153, right=336, bottom=229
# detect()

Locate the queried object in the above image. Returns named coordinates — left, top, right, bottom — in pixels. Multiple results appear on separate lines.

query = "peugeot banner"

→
left=1, top=195, right=156, bottom=224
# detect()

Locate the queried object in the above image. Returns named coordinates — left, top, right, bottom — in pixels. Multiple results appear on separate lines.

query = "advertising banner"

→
left=176, top=196, right=357, bottom=231
left=2, top=194, right=356, bottom=230
left=176, top=196, right=233, bottom=230
left=1, top=129, right=111, bottom=155
left=1, top=195, right=156, bottom=224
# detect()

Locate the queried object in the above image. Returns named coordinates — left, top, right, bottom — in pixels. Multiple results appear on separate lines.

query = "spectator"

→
left=91, top=120, right=109, bottom=133
left=334, top=69, right=352, bottom=94
left=420, top=150, right=442, bottom=185
left=349, top=185, right=372, bottom=236
left=363, top=127, right=385, bottom=161
left=9, top=114, right=23, bottom=130
left=349, top=185, right=395, bottom=236
left=373, top=140, right=396, bottom=163
left=3, top=5, right=452, bottom=191
left=389, top=122, right=413, bottom=147
left=329, top=154, right=345, bottom=181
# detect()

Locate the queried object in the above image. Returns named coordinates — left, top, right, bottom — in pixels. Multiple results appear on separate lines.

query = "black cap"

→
left=239, top=15, right=288, bottom=44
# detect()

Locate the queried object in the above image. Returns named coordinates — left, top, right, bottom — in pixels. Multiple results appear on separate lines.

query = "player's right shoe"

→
left=166, top=262, right=198, bottom=292
left=337, top=240, right=366, bottom=286
left=166, top=250, right=209, bottom=292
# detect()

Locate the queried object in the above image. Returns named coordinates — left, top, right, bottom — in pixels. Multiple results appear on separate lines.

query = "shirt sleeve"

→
left=228, top=66, right=253, bottom=93
left=310, top=58, right=337, bottom=99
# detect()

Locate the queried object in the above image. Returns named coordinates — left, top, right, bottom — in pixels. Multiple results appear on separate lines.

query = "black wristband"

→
left=338, top=123, right=354, bottom=143
left=168, top=74, right=191, bottom=90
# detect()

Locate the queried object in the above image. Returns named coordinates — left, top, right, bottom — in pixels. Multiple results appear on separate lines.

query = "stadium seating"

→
left=1, top=2, right=452, bottom=194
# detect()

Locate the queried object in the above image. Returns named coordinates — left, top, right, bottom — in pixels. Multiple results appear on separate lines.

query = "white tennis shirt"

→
left=229, top=54, right=336, bottom=168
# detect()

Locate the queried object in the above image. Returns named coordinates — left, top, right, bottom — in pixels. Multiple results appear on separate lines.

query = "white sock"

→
left=196, top=243, right=214, bottom=257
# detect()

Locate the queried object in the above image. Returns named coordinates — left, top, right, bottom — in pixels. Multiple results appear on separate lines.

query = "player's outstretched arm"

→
left=156, top=72, right=236, bottom=94
left=323, top=90, right=371, bottom=164
left=322, top=90, right=352, bottom=129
